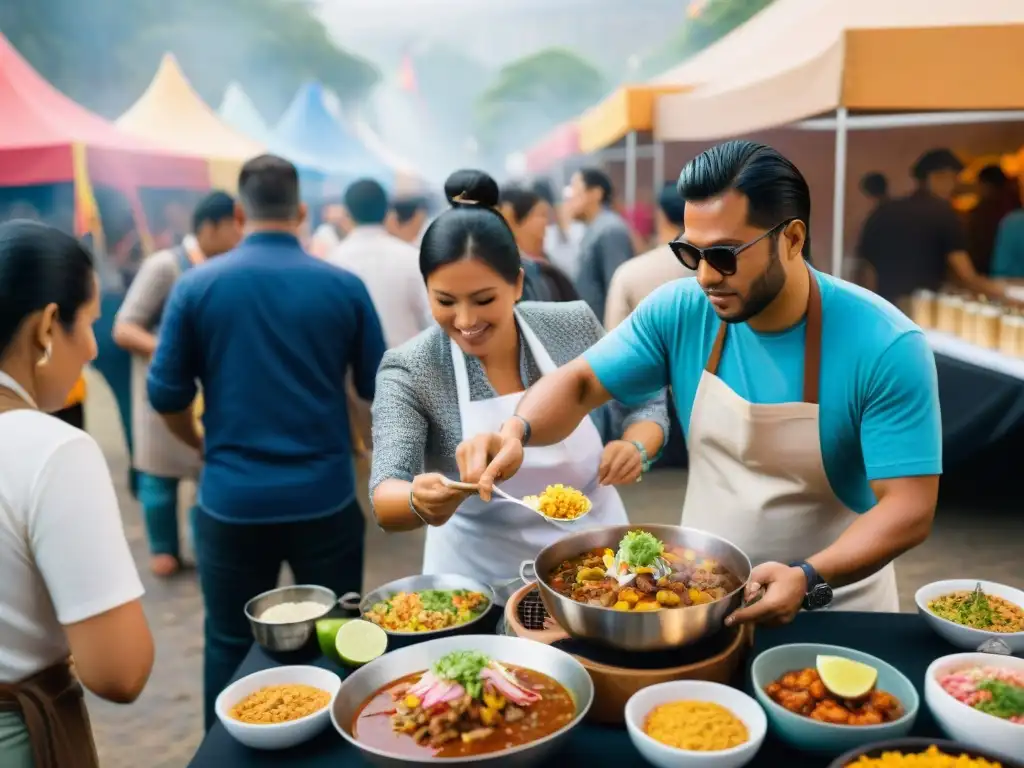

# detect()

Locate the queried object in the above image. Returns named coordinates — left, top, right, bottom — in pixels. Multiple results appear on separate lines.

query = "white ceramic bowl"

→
left=915, top=579, right=1024, bottom=653
left=215, top=665, right=342, bottom=750
left=925, top=652, right=1024, bottom=763
left=625, top=681, right=767, bottom=768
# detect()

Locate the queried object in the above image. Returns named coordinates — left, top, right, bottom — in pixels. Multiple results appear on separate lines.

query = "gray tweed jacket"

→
left=369, top=300, right=669, bottom=497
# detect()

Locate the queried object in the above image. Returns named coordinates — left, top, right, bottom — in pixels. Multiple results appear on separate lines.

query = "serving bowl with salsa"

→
left=331, top=634, right=593, bottom=766
left=915, top=579, right=1024, bottom=653
left=520, top=524, right=750, bottom=652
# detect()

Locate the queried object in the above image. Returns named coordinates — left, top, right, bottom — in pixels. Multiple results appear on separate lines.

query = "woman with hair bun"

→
left=370, top=170, right=668, bottom=606
left=0, top=221, right=154, bottom=766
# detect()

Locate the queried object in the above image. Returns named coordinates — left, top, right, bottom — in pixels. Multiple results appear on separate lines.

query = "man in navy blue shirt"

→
left=148, top=154, right=387, bottom=729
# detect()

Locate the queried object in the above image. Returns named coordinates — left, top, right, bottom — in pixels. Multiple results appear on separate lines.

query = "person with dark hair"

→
left=858, top=147, right=1007, bottom=303
left=604, top=182, right=694, bottom=329
left=967, top=164, right=1019, bottom=275
left=386, top=195, right=430, bottom=246
left=147, top=154, right=387, bottom=729
left=565, top=167, right=635, bottom=318
left=461, top=141, right=943, bottom=626
left=498, top=185, right=578, bottom=302
left=329, top=179, right=432, bottom=349
left=859, top=172, right=888, bottom=204
left=113, top=190, right=241, bottom=577
left=0, top=221, right=153, bottom=766
left=370, top=169, right=667, bottom=605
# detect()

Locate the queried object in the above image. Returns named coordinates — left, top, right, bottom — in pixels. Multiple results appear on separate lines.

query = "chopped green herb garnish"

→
left=976, top=679, right=1024, bottom=719
left=617, top=530, right=664, bottom=568
left=432, top=650, right=490, bottom=699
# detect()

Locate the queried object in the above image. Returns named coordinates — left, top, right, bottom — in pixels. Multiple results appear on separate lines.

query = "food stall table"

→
left=189, top=611, right=969, bottom=767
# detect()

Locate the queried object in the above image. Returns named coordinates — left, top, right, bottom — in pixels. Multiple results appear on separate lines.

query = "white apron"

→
left=422, top=311, right=629, bottom=604
left=681, top=273, right=899, bottom=612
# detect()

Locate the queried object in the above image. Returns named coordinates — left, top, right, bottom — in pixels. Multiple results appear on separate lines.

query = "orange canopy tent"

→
left=0, top=33, right=209, bottom=240
left=117, top=54, right=267, bottom=191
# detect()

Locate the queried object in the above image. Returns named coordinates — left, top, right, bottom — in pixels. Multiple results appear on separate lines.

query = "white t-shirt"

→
left=0, top=410, right=144, bottom=683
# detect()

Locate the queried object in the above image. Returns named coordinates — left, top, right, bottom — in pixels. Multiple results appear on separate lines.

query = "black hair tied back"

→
left=419, top=169, right=521, bottom=283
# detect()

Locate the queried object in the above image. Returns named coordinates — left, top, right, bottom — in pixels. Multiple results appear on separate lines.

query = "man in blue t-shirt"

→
left=148, top=155, right=386, bottom=729
left=457, top=141, right=941, bottom=627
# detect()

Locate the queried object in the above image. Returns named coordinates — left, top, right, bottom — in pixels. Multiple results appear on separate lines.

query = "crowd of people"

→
left=0, top=139, right=950, bottom=765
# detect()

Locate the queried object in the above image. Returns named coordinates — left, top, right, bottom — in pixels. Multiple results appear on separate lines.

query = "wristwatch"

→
left=509, top=414, right=532, bottom=446
left=790, top=561, right=833, bottom=611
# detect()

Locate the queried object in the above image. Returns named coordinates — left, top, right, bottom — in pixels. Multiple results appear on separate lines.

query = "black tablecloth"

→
left=189, top=611, right=969, bottom=767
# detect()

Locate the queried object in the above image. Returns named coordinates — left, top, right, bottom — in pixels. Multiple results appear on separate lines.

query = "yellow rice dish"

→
left=848, top=744, right=1003, bottom=767
left=365, top=589, right=490, bottom=633
left=523, top=484, right=590, bottom=520
left=643, top=700, right=748, bottom=752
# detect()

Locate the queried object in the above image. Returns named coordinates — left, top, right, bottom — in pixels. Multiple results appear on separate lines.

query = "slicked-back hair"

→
left=238, top=154, right=301, bottom=221
left=677, top=140, right=812, bottom=261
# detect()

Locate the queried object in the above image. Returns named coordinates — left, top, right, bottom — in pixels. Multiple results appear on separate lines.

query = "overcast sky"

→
left=314, top=0, right=685, bottom=70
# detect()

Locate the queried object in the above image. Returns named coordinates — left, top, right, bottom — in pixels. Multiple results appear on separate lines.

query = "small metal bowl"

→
left=244, top=585, right=360, bottom=654
left=357, top=573, right=496, bottom=642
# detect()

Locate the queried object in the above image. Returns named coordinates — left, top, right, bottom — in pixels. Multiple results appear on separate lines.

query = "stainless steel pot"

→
left=357, top=573, right=496, bottom=638
left=331, top=634, right=593, bottom=767
left=244, top=584, right=359, bottom=654
left=520, top=524, right=751, bottom=652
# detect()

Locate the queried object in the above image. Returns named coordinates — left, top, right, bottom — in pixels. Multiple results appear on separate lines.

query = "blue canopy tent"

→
left=274, top=82, right=395, bottom=189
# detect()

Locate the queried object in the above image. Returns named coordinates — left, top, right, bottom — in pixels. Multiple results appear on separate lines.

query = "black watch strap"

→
left=510, top=414, right=531, bottom=446
left=791, top=561, right=833, bottom=611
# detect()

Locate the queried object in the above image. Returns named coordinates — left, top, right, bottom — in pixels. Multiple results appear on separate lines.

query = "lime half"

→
left=816, top=655, right=877, bottom=699
left=335, top=619, right=388, bottom=666
left=316, top=618, right=351, bottom=663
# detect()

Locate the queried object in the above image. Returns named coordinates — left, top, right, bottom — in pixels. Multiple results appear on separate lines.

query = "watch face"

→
left=806, top=583, right=834, bottom=610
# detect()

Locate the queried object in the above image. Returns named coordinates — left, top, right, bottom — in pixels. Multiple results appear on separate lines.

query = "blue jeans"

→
left=193, top=503, right=366, bottom=730
left=136, top=473, right=193, bottom=560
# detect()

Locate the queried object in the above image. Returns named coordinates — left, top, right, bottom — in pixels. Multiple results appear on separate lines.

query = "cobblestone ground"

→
left=80, top=370, right=1024, bottom=767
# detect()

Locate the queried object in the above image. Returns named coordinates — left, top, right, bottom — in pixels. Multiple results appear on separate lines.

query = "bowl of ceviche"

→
left=925, top=652, right=1024, bottom=763
left=624, top=680, right=766, bottom=768
left=331, top=634, right=593, bottom=767
left=915, top=580, right=1024, bottom=653
left=359, top=574, right=495, bottom=641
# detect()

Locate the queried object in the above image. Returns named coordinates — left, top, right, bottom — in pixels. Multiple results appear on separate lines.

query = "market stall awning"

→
left=217, top=82, right=273, bottom=145
left=274, top=82, right=394, bottom=185
left=577, top=85, right=686, bottom=154
left=655, top=0, right=1024, bottom=141
left=0, top=34, right=208, bottom=189
left=525, top=121, right=580, bottom=174
left=118, top=54, right=267, bottom=189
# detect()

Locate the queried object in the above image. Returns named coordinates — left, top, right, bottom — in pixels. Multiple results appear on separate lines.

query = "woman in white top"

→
left=0, top=221, right=154, bottom=767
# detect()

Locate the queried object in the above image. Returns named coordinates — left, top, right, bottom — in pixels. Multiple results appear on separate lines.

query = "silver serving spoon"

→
left=441, top=478, right=592, bottom=522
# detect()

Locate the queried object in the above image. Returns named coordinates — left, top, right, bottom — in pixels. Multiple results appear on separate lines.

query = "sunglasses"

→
left=669, top=218, right=796, bottom=276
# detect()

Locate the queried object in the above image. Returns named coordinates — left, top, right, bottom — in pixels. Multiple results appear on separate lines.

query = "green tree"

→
left=637, top=0, right=777, bottom=80
left=0, top=0, right=378, bottom=120
left=474, top=48, right=608, bottom=160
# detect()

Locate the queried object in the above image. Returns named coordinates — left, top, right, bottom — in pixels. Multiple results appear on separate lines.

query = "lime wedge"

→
left=816, top=655, right=878, bottom=699
left=335, top=619, right=388, bottom=666
left=316, top=618, right=351, bottom=663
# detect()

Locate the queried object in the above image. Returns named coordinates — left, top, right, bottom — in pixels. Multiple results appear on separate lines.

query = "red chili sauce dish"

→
left=352, top=650, right=576, bottom=758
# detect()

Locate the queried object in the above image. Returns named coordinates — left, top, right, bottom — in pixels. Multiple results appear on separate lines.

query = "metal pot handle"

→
left=519, top=560, right=537, bottom=585
left=337, top=592, right=362, bottom=612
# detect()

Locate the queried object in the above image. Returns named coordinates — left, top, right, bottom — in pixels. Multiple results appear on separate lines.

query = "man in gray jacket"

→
left=566, top=167, right=635, bottom=319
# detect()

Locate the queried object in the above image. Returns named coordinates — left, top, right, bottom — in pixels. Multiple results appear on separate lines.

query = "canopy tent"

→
left=217, top=82, right=274, bottom=145
left=274, top=82, right=394, bottom=186
left=350, top=116, right=423, bottom=189
left=577, top=85, right=686, bottom=155
left=655, top=0, right=1024, bottom=142
left=650, top=0, right=1024, bottom=277
left=117, top=54, right=267, bottom=190
left=525, top=121, right=581, bottom=175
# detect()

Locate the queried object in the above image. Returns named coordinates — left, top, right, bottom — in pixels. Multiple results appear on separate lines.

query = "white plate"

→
left=215, top=665, right=341, bottom=750
left=925, top=652, right=1024, bottom=763
left=914, top=579, right=1024, bottom=653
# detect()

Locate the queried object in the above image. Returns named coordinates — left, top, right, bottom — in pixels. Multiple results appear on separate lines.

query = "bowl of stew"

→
left=331, top=634, right=593, bottom=766
left=521, top=524, right=750, bottom=652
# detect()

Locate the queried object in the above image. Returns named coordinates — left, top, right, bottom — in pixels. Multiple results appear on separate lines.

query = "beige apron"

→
left=681, top=273, right=899, bottom=612
left=0, top=377, right=100, bottom=768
